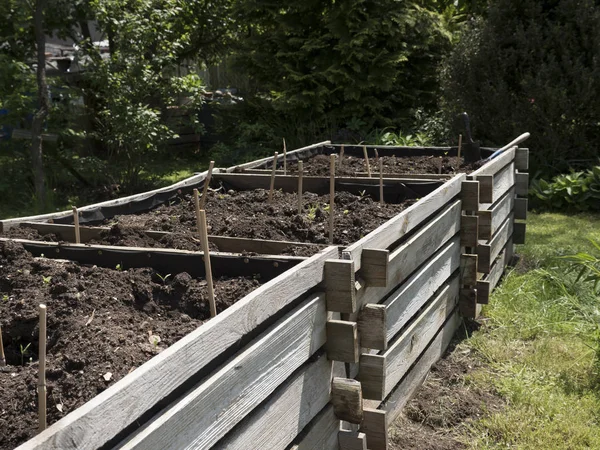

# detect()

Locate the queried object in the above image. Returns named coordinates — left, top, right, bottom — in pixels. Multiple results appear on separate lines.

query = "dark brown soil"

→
left=0, top=241, right=261, bottom=450
left=389, top=342, right=504, bottom=450
left=109, top=189, right=412, bottom=246
left=286, top=154, right=485, bottom=177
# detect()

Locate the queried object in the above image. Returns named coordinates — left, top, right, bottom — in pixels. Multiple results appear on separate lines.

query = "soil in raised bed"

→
left=285, top=154, right=485, bottom=177
left=108, top=189, right=413, bottom=246
left=0, top=240, right=261, bottom=450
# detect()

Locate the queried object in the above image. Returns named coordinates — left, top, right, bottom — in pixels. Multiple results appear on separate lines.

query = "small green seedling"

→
left=358, top=190, right=366, bottom=198
left=42, top=276, right=52, bottom=284
left=2, top=294, right=8, bottom=302
left=115, top=263, right=122, bottom=271
left=156, top=273, right=172, bottom=284
left=343, top=209, right=349, bottom=215
left=306, top=204, right=318, bottom=222
left=20, top=343, right=31, bottom=366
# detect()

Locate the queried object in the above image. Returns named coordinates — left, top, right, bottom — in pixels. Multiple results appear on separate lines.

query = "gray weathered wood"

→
left=460, top=254, right=478, bottom=287
left=338, top=431, right=367, bottom=450
left=515, top=148, right=529, bottom=171
left=326, top=260, right=356, bottom=313
left=242, top=168, right=449, bottom=181
left=477, top=214, right=514, bottom=273
left=17, top=246, right=338, bottom=450
left=460, top=214, right=479, bottom=247
left=331, top=378, right=363, bottom=424
left=215, top=355, right=344, bottom=450
left=513, top=222, right=526, bottom=245
left=360, top=408, right=387, bottom=450
left=119, top=292, right=328, bottom=450
left=289, top=405, right=340, bottom=450
left=516, top=172, right=529, bottom=197
left=360, top=249, right=389, bottom=287
left=469, top=147, right=516, bottom=177
left=514, top=198, right=528, bottom=220
left=227, top=141, right=330, bottom=172
left=475, top=175, right=494, bottom=203
left=459, top=287, right=478, bottom=319
left=476, top=236, right=513, bottom=305
left=461, top=180, right=480, bottom=211
left=327, top=321, right=359, bottom=363
left=490, top=162, right=516, bottom=204
left=358, top=304, right=387, bottom=351
left=342, top=174, right=465, bottom=271
left=477, top=187, right=515, bottom=241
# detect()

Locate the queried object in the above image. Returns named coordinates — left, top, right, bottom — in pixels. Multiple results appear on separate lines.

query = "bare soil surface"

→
left=389, top=338, right=504, bottom=450
left=0, top=240, right=261, bottom=450
left=286, top=154, right=484, bottom=177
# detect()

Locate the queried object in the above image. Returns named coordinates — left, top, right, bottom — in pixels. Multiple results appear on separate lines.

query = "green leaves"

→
left=530, top=167, right=600, bottom=211
left=561, top=240, right=600, bottom=294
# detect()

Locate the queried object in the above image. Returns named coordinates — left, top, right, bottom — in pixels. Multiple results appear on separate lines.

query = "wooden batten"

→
left=331, top=378, right=363, bottom=424
left=460, top=214, right=479, bottom=248
left=516, top=172, right=529, bottom=197
left=476, top=236, right=513, bottom=305
left=357, top=353, right=386, bottom=400
left=477, top=187, right=515, bottom=241
left=288, top=405, right=339, bottom=450
left=360, top=249, right=389, bottom=287
left=357, top=304, right=387, bottom=351
left=515, top=198, right=528, bottom=220
left=515, top=148, right=529, bottom=171
left=338, top=430, right=367, bottom=450
left=477, top=213, right=514, bottom=274
left=325, top=260, right=356, bottom=313
left=460, top=254, right=478, bottom=287
left=360, top=408, right=388, bottom=450
left=326, top=320, right=359, bottom=363
left=228, top=141, right=330, bottom=172
left=476, top=175, right=494, bottom=203
left=461, top=180, right=480, bottom=211
left=470, top=147, right=516, bottom=177
left=513, top=222, right=526, bottom=245
left=459, top=287, right=478, bottom=319
left=490, top=162, right=516, bottom=204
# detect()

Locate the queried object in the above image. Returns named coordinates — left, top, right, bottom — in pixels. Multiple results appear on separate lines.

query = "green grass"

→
left=461, top=212, right=600, bottom=449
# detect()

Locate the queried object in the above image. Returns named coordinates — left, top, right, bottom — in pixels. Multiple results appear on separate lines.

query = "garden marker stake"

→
left=193, top=189, right=202, bottom=244
left=457, top=134, right=463, bottom=160
left=374, top=148, right=379, bottom=164
left=268, top=152, right=278, bottom=204
left=199, top=210, right=217, bottom=317
left=339, top=145, right=344, bottom=169
left=72, top=206, right=80, bottom=244
left=283, top=138, right=287, bottom=175
left=363, top=145, right=372, bottom=177
left=329, top=154, right=335, bottom=244
left=438, top=157, right=443, bottom=174
left=38, top=304, right=47, bottom=433
left=379, top=158, right=384, bottom=205
left=297, top=161, right=304, bottom=215
left=199, top=161, right=215, bottom=210
left=0, top=324, right=5, bottom=367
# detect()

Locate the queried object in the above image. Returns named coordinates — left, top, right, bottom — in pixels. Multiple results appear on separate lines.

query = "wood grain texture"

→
left=476, top=175, right=494, bottom=204
left=331, top=378, right=363, bottom=424
left=461, top=180, right=480, bottom=211
left=119, top=292, right=328, bottom=450
left=358, top=304, right=387, bottom=351
left=460, top=214, right=479, bottom=247
left=17, top=246, right=337, bottom=450
left=214, top=355, right=344, bottom=450
left=516, top=172, right=529, bottom=197
left=289, top=405, right=340, bottom=450
left=514, top=198, right=528, bottom=220
left=360, top=249, right=389, bottom=287
left=476, top=236, right=513, bottom=305
left=515, top=148, right=529, bottom=171
left=490, top=162, right=516, bottom=204
left=327, top=321, right=359, bottom=363
left=477, top=214, right=514, bottom=274
left=342, top=174, right=465, bottom=271
left=357, top=353, right=386, bottom=401
left=460, top=254, right=478, bottom=287
left=477, top=187, right=515, bottom=241
left=459, top=287, right=478, bottom=319
left=338, top=431, right=367, bottom=450
left=326, top=260, right=356, bottom=313
left=470, top=147, right=516, bottom=177
left=360, top=408, right=388, bottom=450
left=227, top=141, right=330, bottom=172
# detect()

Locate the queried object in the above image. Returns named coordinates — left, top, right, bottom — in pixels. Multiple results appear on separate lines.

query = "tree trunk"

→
left=30, top=0, right=49, bottom=210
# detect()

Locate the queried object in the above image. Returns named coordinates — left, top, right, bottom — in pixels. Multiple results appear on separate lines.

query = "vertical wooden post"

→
left=438, top=157, right=443, bottom=174
left=193, top=189, right=202, bottom=243
left=339, top=145, right=344, bottom=169
left=199, top=160, right=215, bottom=210
left=199, top=210, right=217, bottom=317
left=297, top=161, right=304, bottom=215
left=283, top=138, right=287, bottom=175
left=329, top=154, right=335, bottom=244
left=0, top=324, right=5, bottom=367
left=457, top=134, right=463, bottom=160
left=72, top=207, right=80, bottom=244
left=363, top=145, right=372, bottom=177
left=379, top=158, right=384, bottom=205
left=268, top=152, right=278, bottom=204
left=38, top=304, right=47, bottom=433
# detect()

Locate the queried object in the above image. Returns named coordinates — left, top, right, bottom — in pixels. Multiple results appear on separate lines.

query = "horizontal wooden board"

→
left=469, top=147, right=516, bottom=177
left=227, top=141, right=330, bottom=172
left=477, top=213, right=514, bottom=274
left=342, top=174, right=465, bottom=272
left=215, top=355, right=344, bottom=450
left=288, top=405, right=340, bottom=450
left=490, top=162, right=516, bottom=204
left=477, top=236, right=513, bottom=305
left=119, top=293, right=328, bottom=449
left=241, top=168, right=449, bottom=181
left=477, top=187, right=515, bottom=241
left=18, top=246, right=337, bottom=450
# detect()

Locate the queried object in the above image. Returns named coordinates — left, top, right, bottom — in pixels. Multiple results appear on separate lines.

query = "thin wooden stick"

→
left=283, top=138, right=287, bottom=175
left=297, top=161, right=304, bottom=215
left=438, top=157, right=443, bottom=174
left=457, top=134, right=463, bottom=159
left=38, top=304, right=47, bottom=433
left=0, top=324, right=5, bottom=367
left=363, top=145, right=372, bottom=177
left=268, top=152, right=278, bottom=203
left=193, top=188, right=202, bottom=237
left=199, top=160, right=215, bottom=210
left=198, top=210, right=217, bottom=318
left=329, top=154, right=335, bottom=244
left=374, top=148, right=379, bottom=163
left=379, top=158, right=384, bottom=205
left=72, top=207, right=80, bottom=244
left=339, top=145, right=344, bottom=169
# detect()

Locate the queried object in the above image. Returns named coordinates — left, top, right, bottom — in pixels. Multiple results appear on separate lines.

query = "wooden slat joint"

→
left=331, top=378, right=363, bottom=424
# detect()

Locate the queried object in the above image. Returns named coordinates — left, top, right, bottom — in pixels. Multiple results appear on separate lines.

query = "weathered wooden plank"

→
left=460, top=254, right=478, bottom=287
left=364, top=277, right=459, bottom=400
left=342, top=174, right=466, bottom=271
left=384, top=237, right=461, bottom=343
left=476, top=236, right=513, bottom=305
left=459, top=287, right=478, bottom=319
left=215, top=356, right=344, bottom=450
left=358, top=304, right=387, bottom=351
left=332, top=378, right=363, bottom=424
left=469, top=147, right=516, bottom=177
left=477, top=187, right=515, bottom=241
left=476, top=175, right=494, bottom=204
left=490, top=162, right=516, bottom=204
left=357, top=351, right=386, bottom=401
left=516, top=172, right=529, bottom=197
left=461, top=180, right=480, bottom=211
left=515, top=148, right=529, bottom=171
left=360, top=249, right=389, bottom=287
left=360, top=409, right=388, bottom=450
left=17, top=246, right=337, bottom=450
left=228, top=141, right=330, bottom=172
left=119, top=292, right=328, bottom=450
left=289, top=405, right=340, bottom=450
left=327, top=321, right=359, bottom=363
left=460, top=214, right=479, bottom=247
left=326, top=260, right=356, bottom=313
left=477, top=214, right=514, bottom=274
left=513, top=222, right=526, bottom=245
left=242, top=169, right=449, bottom=181
left=338, top=431, right=367, bottom=450
left=380, top=309, right=461, bottom=425
left=514, top=198, right=528, bottom=220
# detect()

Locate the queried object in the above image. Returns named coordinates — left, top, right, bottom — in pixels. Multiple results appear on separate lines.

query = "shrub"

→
left=530, top=166, right=600, bottom=211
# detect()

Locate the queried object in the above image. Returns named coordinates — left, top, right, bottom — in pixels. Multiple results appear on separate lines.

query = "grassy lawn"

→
left=463, top=212, right=600, bottom=448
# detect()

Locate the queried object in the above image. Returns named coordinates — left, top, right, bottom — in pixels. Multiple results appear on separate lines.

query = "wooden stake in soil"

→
left=458, top=134, right=463, bottom=159
left=297, top=161, right=304, bottom=215
left=268, top=152, right=278, bottom=204
left=38, top=304, right=47, bottom=433
left=0, top=324, right=5, bottom=367
left=198, top=210, right=217, bottom=318
left=379, top=158, right=384, bottom=205
left=362, top=145, right=372, bottom=177
left=438, top=157, right=443, bottom=174
left=199, top=160, right=215, bottom=210
left=283, top=138, right=287, bottom=175
left=72, top=206, right=80, bottom=244
left=193, top=189, right=202, bottom=241
left=329, top=154, right=335, bottom=244
left=339, top=145, right=344, bottom=169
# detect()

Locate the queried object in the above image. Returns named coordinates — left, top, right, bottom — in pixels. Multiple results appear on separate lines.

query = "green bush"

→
left=530, top=166, right=600, bottom=211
